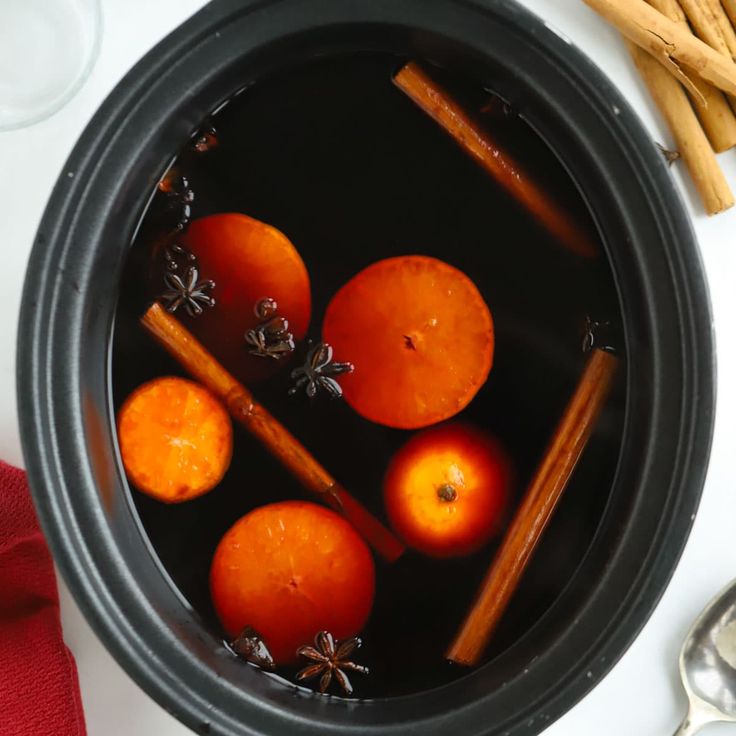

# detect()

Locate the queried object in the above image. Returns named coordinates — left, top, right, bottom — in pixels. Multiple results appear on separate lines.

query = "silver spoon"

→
left=674, top=578, right=736, bottom=735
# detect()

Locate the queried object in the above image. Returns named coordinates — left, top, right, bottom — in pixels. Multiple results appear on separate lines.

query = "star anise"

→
left=244, top=298, right=295, bottom=359
left=296, top=631, right=368, bottom=695
left=288, top=343, right=353, bottom=398
left=229, top=626, right=275, bottom=671
left=161, top=265, right=215, bottom=316
left=163, top=242, right=197, bottom=272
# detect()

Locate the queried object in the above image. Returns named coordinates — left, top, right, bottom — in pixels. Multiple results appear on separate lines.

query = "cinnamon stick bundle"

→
left=583, top=0, right=736, bottom=95
left=628, top=40, right=734, bottom=213
left=649, top=0, right=736, bottom=151
left=446, top=349, right=617, bottom=667
left=141, top=302, right=405, bottom=563
left=393, top=62, right=597, bottom=257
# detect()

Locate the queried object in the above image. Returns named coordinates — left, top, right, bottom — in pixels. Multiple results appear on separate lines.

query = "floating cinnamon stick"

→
left=648, top=0, right=736, bottom=151
left=140, top=302, right=405, bottom=563
left=393, top=62, right=597, bottom=258
left=446, top=349, right=618, bottom=667
left=583, top=0, right=736, bottom=96
left=628, top=40, right=734, bottom=213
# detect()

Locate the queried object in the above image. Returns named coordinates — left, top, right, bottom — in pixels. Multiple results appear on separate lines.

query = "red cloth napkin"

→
left=0, top=460, right=86, bottom=736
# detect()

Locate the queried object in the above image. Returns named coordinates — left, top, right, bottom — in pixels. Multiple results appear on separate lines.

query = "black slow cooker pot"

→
left=17, top=1, right=715, bottom=734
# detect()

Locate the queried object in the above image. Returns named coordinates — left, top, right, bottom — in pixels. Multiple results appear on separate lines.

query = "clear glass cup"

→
left=0, top=0, right=102, bottom=131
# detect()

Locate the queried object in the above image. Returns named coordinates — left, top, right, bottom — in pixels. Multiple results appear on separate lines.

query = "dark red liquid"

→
left=113, top=53, right=626, bottom=698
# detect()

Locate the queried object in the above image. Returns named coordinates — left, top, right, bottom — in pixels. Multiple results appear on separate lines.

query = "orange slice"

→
left=117, top=376, right=232, bottom=502
left=322, top=255, right=494, bottom=429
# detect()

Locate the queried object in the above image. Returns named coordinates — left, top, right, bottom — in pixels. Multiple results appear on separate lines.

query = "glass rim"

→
left=0, top=0, right=104, bottom=132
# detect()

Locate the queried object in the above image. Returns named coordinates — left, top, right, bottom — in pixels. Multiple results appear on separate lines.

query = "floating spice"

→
left=296, top=631, right=369, bottom=696
left=160, top=264, right=215, bottom=317
left=163, top=242, right=197, bottom=272
left=230, top=626, right=275, bottom=671
left=158, top=174, right=195, bottom=233
left=244, top=298, right=296, bottom=359
left=288, top=343, right=353, bottom=398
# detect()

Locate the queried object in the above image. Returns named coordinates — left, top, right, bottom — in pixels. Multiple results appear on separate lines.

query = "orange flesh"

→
left=384, top=424, right=510, bottom=557
left=210, top=501, right=375, bottom=664
left=322, top=256, right=493, bottom=429
left=117, top=376, right=233, bottom=503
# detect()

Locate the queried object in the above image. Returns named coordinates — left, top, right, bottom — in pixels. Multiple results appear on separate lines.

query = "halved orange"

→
left=180, top=213, right=311, bottom=383
left=117, top=376, right=233, bottom=502
left=322, top=256, right=494, bottom=429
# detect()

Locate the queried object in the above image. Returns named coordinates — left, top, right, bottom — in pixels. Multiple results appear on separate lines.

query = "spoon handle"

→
left=671, top=720, right=702, bottom=736
left=671, top=704, right=711, bottom=736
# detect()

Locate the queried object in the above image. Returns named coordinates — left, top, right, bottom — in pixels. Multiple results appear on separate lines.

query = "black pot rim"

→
left=17, top=1, right=716, bottom=735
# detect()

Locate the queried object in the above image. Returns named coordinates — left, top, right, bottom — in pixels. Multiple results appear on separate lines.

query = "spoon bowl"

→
left=675, top=578, right=736, bottom=735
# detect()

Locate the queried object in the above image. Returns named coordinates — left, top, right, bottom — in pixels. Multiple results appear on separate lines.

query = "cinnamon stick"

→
left=722, top=0, right=736, bottom=35
left=582, top=0, right=736, bottom=95
left=687, top=68, right=736, bottom=150
left=446, top=349, right=617, bottom=667
left=711, top=0, right=736, bottom=52
left=140, top=302, right=405, bottom=563
left=708, top=0, right=736, bottom=54
left=393, top=62, right=597, bottom=258
left=649, top=0, right=691, bottom=24
left=648, top=0, right=736, bottom=151
left=677, top=0, right=736, bottom=58
left=628, top=40, right=734, bottom=213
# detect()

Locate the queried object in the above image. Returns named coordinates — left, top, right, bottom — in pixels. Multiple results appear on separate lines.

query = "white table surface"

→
left=2, top=1, right=736, bottom=734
